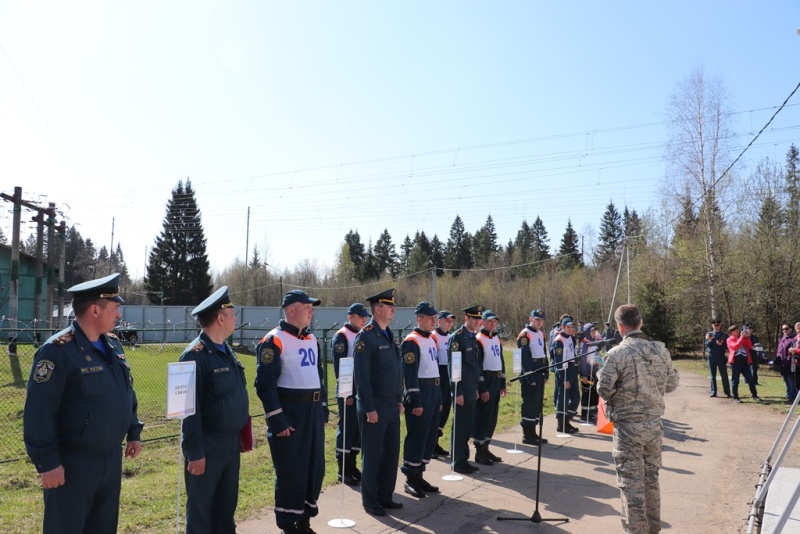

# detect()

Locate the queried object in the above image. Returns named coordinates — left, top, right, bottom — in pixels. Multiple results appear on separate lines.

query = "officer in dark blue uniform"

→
left=552, top=317, right=580, bottom=433
left=255, top=290, right=328, bottom=534
left=332, top=302, right=370, bottom=486
left=180, top=287, right=250, bottom=534
left=448, top=305, right=484, bottom=475
left=473, top=309, right=506, bottom=465
left=23, top=273, right=143, bottom=534
left=517, top=309, right=549, bottom=445
left=400, top=301, right=442, bottom=499
left=354, top=289, right=404, bottom=517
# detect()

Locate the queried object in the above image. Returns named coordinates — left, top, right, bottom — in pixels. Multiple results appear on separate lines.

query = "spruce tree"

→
left=531, top=216, right=551, bottom=263
left=374, top=229, right=399, bottom=278
left=429, top=235, right=445, bottom=276
left=444, top=215, right=473, bottom=275
left=595, top=201, right=623, bottom=267
left=145, top=179, right=213, bottom=305
left=344, top=230, right=365, bottom=279
left=558, top=219, right=581, bottom=270
left=473, top=215, right=498, bottom=268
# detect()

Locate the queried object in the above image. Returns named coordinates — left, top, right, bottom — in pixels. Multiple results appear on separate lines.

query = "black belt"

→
left=484, top=371, right=503, bottom=377
left=419, top=377, right=440, bottom=386
left=278, top=389, right=322, bottom=402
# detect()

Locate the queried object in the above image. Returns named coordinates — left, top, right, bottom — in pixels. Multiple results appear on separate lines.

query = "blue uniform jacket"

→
left=254, top=321, right=327, bottom=435
left=332, top=324, right=359, bottom=399
left=448, top=325, right=481, bottom=396
left=23, top=321, right=143, bottom=473
left=179, top=332, right=250, bottom=461
left=353, top=321, right=403, bottom=413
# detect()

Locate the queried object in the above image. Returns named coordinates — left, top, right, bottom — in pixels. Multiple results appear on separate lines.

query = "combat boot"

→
left=346, top=452, right=361, bottom=482
left=565, top=417, right=580, bottom=434
left=474, top=442, right=494, bottom=466
left=485, top=443, right=503, bottom=463
left=403, top=473, right=427, bottom=498
left=417, top=472, right=440, bottom=493
left=336, top=456, right=358, bottom=486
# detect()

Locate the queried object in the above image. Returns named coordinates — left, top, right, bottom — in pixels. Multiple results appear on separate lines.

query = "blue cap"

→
left=561, top=317, right=575, bottom=327
left=347, top=303, right=371, bottom=317
left=281, top=289, right=321, bottom=308
left=192, top=286, right=233, bottom=317
left=415, top=301, right=438, bottom=316
left=366, top=288, right=396, bottom=306
left=530, top=309, right=545, bottom=319
left=437, top=310, right=455, bottom=319
left=481, top=309, right=498, bottom=320
left=583, top=322, right=597, bottom=335
left=463, top=305, right=484, bottom=318
left=68, top=273, right=124, bottom=303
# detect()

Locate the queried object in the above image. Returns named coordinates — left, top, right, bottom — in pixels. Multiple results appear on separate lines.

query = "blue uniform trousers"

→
left=267, top=400, right=325, bottom=530
left=731, top=356, right=758, bottom=400
left=402, top=383, right=441, bottom=475
left=473, top=374, right=502, bottom=444
left=357, top=397, right=400, bottom=508
left=184, top=433, right=240, bottom=534
left=335, top=397, right=360, bottom=459
left=520, top=371, right=546, bottom=427
left=43, top=445, right=122, bottom=534
left=438, top=364, right=451, bottom=434
left=554, top=369, right=580, bottom=419
left=451, top=383, right=477, bottom=467
left=708, top=354, right=730, bottom=396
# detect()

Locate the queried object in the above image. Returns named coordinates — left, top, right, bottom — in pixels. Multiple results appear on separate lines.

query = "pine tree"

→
left=623, top=206, right=644, bottom=255
left=361, top=241, right=380, bottom=281
left=400, top=235, right=414, bottom=271
left=429, top=235, right=445, bottom=276
left=558, top=219, right=581, bottom=270
left=374, top=229, right=399, bottom=278
left=444, top=215, right=473, bottom=275
left=145, top=179, right=213, bottom=305
left=473, top=215, right=498, bottom=268
left=595, top=201, right=623, bottom=267
left=531, top=216, right=551, bottom=264
left=344, top=230, right=365, bottom=278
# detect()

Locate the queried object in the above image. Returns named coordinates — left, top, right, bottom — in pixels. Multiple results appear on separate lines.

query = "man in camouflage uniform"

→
left=597, top=304, right=679, bottom=534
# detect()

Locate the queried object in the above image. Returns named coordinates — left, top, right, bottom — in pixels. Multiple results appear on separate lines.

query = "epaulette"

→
left=107, top=332, right=119, bottom=339
left=191, top=342, right=205, bottom=353
left=54, top=332, right=74, bottom=346
left=363, top=324, right=374, bottom=332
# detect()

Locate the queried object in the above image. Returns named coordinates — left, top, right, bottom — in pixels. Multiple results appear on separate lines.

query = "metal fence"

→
left=0, top=322, right=420, bottom=464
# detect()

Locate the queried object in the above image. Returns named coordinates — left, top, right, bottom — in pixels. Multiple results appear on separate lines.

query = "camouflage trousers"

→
left=612, top=418, right=663, bottom=534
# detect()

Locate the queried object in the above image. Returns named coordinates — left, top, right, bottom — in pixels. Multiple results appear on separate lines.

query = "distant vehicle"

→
left=114, top=321, right=138, bottom=345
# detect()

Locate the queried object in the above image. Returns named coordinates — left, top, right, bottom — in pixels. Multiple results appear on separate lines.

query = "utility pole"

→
left=57, top=221, right=66, bottom=328
left=430, top=265, right=437, bottom=309
left=33, top=210, right=44, bottom=338
left=9, top=187, right=21, bottom=338
left=46, top=203, right=56, bottom=329
left=110, top=216, right=115, bottom=270
left=245, top=206, right=250, bottom=266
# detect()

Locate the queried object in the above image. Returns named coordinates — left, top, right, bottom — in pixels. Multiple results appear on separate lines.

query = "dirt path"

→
left=238, top=371, right=794, bottom=533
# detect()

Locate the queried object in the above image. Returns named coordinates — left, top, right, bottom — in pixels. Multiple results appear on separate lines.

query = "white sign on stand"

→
left=338, top=357, right=354, bottom=398
left=512, top=349, right=522, bottom=373
left=450, top=352, right=462, bottom=383
left=166, top=362, right=196, bottom=420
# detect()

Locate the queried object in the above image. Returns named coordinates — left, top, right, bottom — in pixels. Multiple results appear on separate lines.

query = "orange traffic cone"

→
left=597, top=397, right=614, bottom=435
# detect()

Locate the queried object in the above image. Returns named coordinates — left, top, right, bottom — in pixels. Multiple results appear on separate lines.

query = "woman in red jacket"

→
left=726, top=324, right=761, bottom=403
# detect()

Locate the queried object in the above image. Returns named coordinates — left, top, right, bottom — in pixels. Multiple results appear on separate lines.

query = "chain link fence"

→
left=0, top=322, right=417, bottom=464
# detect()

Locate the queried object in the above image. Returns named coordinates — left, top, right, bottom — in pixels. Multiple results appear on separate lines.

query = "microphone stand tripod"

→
left=496, top=342, right=610, bottom=531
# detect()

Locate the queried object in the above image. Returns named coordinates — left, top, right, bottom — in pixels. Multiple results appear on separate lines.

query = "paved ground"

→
left=238, top=372, right=797, bottom=533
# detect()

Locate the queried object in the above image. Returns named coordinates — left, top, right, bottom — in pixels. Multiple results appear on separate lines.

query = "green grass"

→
left=0, top=345, right=556, bottom=532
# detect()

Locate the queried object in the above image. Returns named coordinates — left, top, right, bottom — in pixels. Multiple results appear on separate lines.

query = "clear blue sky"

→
left=1, top=1, right=799, bottom=279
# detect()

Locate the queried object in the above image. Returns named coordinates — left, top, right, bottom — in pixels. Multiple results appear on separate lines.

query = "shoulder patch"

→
left=260, top=348, right=275, bottom=364
left=33, top=360, right=55, bottom=383
left=519, top=336, right=529, bottom=346
left=54, top=332, right=74, bottom=346
left=363, top=324, right=374, bottom=332
left=556, top=347, right=563, bottom=356
left=355, top=341, right=366, bottom=353
left=334, top=343, right=345, bottom=354
left=450, top=341, right=460, bottom=352
left=404, top=351, right=416, bottom=364
left=191, top=342, right=205, bottom=353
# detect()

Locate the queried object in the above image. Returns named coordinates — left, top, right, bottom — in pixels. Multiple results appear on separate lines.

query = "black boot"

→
left=434, top=443, right=450, bottom=456
left=474, top=443, right=494, bottom=466
left=565, top=416, right=580, bottom=434
left=347, top=452, right=361, bottom=482
left=296, top=516, right=317, bottom=534
left=403, top=473, right=427, bottom=498
left=417, top=472, right=440, bottom=493
left=484, top=443, right=502, bottom=463
left=337, top=456, right=358, bottom=486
